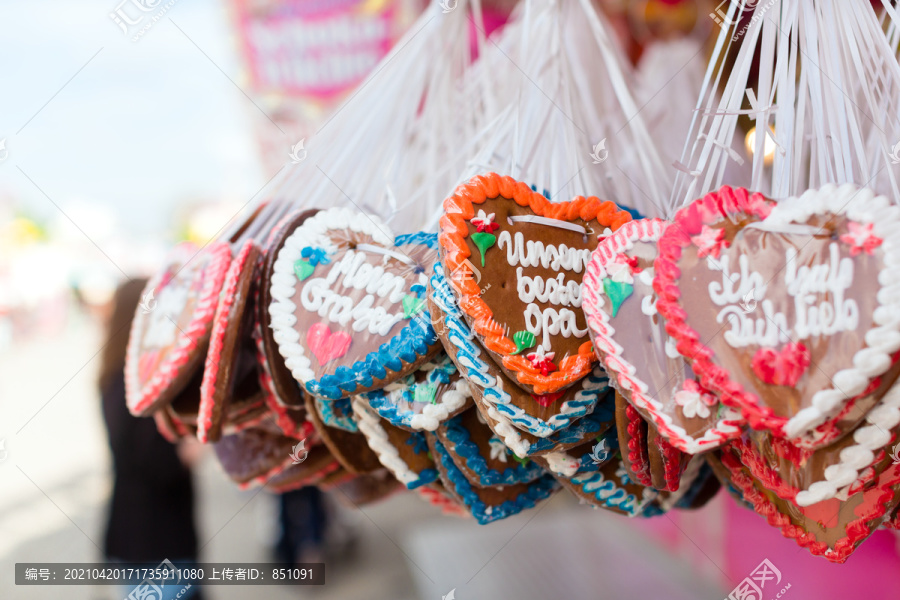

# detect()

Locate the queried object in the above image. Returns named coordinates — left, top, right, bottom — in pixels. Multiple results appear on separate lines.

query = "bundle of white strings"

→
left=673, top=0, right=900, bottom=206
left=426, top=0, right=671, bottom=223
left=249, top=0, right=492, bottom=234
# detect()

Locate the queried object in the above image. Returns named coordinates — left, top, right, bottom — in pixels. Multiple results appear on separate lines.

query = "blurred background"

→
left=2, top=1, right=900, bottom=598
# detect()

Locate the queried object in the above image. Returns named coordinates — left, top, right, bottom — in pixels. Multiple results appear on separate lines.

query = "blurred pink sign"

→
left=233, top=0, right=401, bottom=100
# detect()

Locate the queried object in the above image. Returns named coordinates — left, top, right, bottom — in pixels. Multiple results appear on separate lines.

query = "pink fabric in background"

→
left=632, top=494, right=900, bottom=599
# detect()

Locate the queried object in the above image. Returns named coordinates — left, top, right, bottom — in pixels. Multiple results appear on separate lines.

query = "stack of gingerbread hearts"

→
left=426, top=172, right=717, bottom=518
left=584, top=184, right=900, bottom=562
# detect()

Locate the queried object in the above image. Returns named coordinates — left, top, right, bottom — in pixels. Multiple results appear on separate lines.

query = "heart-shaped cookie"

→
left=438, top=173, right=632, bottom=395
left=582, top=218, right=744, bottom=453
left=427, top=434, right=559, bottom=524
left=360, top=353, right=472, bottom=432
left=269, top=208, right=442, bottom=399
left=198, top=239, right=262, bottom=442
left=655, top=185, right=900, bottom=448
left=314, top=396, right=358, bottom=432
left=433, top=408, right=546, bottom=487
left=719, top=439, right=900, bottom=563
left=126, top=241, right=232, bottom=415
left=428, top=262, right=609, bottom=437
left=305, top=391, right=382, bottom=474
left=471, top=384, right=616, bottom=460
left=351, top=397, right=439, bottom=490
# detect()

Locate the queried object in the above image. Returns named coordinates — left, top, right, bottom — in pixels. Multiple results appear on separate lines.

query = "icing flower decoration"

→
left=673, top=380, right=718, bottom=420
left=606, top=255, right=635, bottom=285
left=840, top=222, right=883, bottom=256
left=301, top=246, right=331, bottom=266
left=471, top=210, right=500, bottom=234
left=526, top=346, right=557, bottom=376
left=470, top=210, right=499, bottom=267
left=691, top=225, right=729, bottom=259
left=488, top=436, right=509, bottom=463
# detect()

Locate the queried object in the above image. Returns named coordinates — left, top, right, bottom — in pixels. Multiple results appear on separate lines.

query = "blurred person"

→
left=274, top=487, right=328, bottom=566
left=98, top=278, right=203, bottom=600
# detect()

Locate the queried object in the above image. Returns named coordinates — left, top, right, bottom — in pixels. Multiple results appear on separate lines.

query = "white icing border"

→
left=351, top=396, right=419, bottom=487
left=542, top=451, right=581, bottom=477
left=409, top=378, right=471, bottom=432
left=761, top=184, right=900, bottom=444
left=268, top=207, right=394, bottom=386
left=582, top=218, right=744, bottom=454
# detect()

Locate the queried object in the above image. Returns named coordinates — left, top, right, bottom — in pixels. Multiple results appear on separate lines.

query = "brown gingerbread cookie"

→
left=305, top=390, right=381, bottom=474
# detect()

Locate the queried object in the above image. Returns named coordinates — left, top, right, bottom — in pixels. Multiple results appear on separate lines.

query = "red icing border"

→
left=125, top=241, right=232, bottom=415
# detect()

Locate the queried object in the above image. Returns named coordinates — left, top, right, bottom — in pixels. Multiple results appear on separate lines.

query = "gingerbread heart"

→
left=427, top=434, right=559, bottom=524
left=654, top=185, right=900, bottom=448
left=433, top=408, right=546, bottom=487
left=428, top=262, right=609, bottom=437
left=360, top=353, right=473, bottom=432
left=351, top=397, right=439, bottom=490
left=582, top=218, right=744, bottom=453
left=269, top=208, right=442, bottom=399
left=719, top=439, right=900, bottom=563
left=125, top=241, right=232, bottom=415
left=438, top=173, right=631, bottom=395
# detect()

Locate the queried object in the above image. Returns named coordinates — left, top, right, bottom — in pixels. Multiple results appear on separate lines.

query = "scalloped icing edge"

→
left=268, top=207, right=438, bottom=398
left=430, top=436, right=559, bottom=525
left=430, top=262, right=608, bottom=437
left=351, top=397, right=437, bottom=490
left=582, top=217, right=745, bottom=453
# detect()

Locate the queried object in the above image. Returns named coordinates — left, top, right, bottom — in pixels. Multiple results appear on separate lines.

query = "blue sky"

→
left=0, top=0, right=270, bottom=238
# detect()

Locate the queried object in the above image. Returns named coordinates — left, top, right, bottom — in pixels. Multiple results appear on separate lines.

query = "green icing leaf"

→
left=293, top=259, right=315, bottom=281
left=414, top=383, right=438, bottom=405
left=470, top=232, right=497, bottom=267
left=603, top=279, right=633, bottom=317
left=512, top=330, right=536, bottom=355
left=402, top=295, right=426, bottom=319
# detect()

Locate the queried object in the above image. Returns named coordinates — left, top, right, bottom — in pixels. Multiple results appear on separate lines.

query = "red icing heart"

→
left=751, top=342, right=810, bottom=387
left=307, top=324, right=352, bottom=366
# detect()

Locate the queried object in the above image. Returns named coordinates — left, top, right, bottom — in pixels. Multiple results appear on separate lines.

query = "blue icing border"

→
left=443, top=413, right=545, bottom=486
left=403, top=432, right=438, bottom=490
left=316, top=397, right=357, bottom=432
left=569, top=460, right=652, bottom=517
left=361, top=354, right=459, bottom=429
left=430, top=262, right=608, bottom=437
left=528, top=388, right=616, bottom=454
left=306, top=233, right=440, bottom=399
left=431, top=437, right=558, bottom=525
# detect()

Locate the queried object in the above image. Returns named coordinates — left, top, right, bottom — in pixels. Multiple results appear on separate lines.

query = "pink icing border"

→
left=653, top=186, right=785, bottom=434
left=125, top=241, right=232, bottom=415
left=583, top=217, right=745, bottom=453
left=198, top=239, right=257, bottom=443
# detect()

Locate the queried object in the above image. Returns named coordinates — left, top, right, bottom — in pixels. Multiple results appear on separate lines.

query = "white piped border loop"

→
left=772, top=185, right=900, bottom=445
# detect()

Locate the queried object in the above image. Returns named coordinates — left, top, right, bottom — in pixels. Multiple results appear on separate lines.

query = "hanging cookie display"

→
left=438, top=173, right=632, bottom=395
left=582, top=217, right=744, bottom=454
left=269, top=208, right=442, bottom=400
left=655, top=185, right=900, bottom=448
